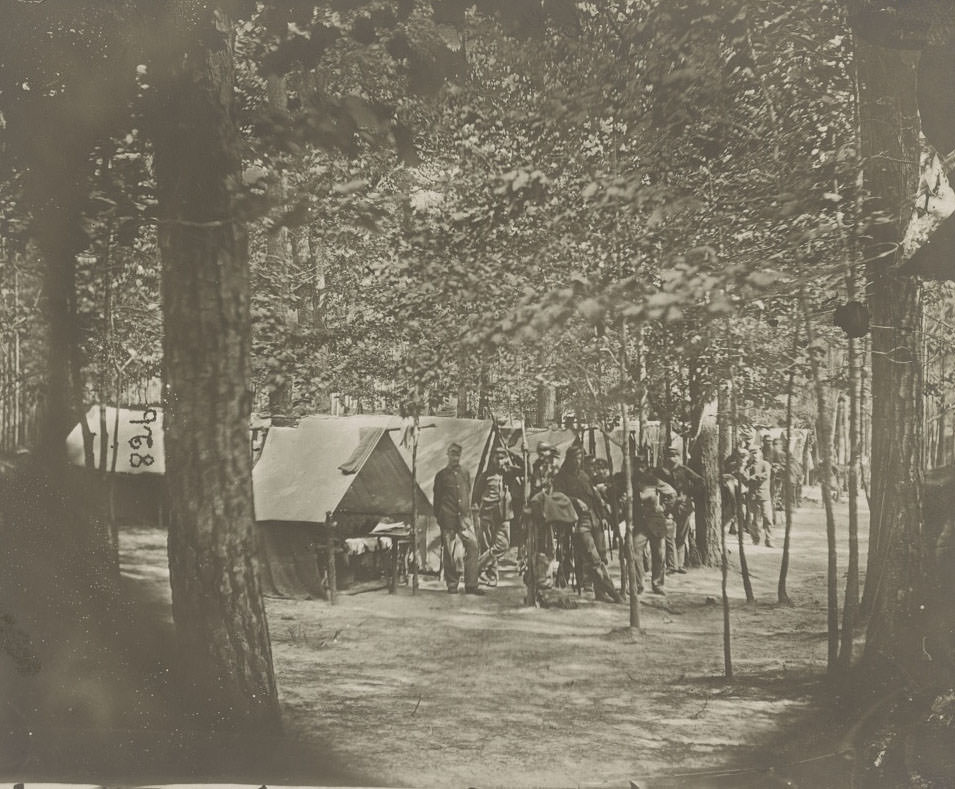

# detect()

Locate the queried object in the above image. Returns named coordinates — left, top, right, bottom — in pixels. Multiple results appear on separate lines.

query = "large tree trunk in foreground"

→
left=152, top=5, right=280, bottom=729
left=855, top=39, right=931, bottom=683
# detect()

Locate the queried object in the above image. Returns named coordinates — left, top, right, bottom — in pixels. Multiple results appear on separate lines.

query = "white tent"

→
left=66, top=405, right=165, bottom=474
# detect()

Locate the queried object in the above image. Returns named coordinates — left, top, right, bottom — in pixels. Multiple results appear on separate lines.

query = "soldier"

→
left=433, top=442, right=483, bottom=595
left=531, top=442, right=561, bottom=495
left=475, top=445, right=517, bottom=587
left=744, top=446, right=774, bottom=547
left=589, top=457, right=614, bottom=564
left=552, top=446, right=623, bottom=603
left=655, top=447, right=703, bottom=573
left=610, top=457, right=673, bottom=595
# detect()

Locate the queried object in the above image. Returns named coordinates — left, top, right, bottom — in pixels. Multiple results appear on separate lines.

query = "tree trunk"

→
left=840, top=274, right=863, bottom=669
left=35, top=201, right=83, bottom=463
left=265, top=72, right=292, bottom=415
left=635, top=325, right=647, bottom=454
left=853, top=39, right=932, bottom=683
left=936, top=351, right=947, bottom=468
left=152, top=5, right=280, bottom=730
left=778, top=332, right=797, bottom=606
left=729, top=359, right=754, bottom=602
left=535, top=381, right=555, bottom=427
left=804, top=299, right=840, bottom=673
left=477, top=361, right=491, bottom=419
left=620, top=322, right=640, bottom=630
left=718, top=377, right=730, bottom=464
left=721, top=497, right=732, bottom=678
left=696, top=399, right=722, bottom=567
left=458, top=380, right=470, bottom=419
left=736, top=490, right=755, bottom=603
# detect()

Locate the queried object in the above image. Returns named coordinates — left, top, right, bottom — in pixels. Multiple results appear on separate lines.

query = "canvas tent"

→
left=394, top=416, right=498, bottom=507
left=390, top=416, right=500, bottom=577
left=505, top=422, right=675, bottom=472
left=65, top=405, right=164, bottom=525
left=252, top=416, right=433, bottom=597
left=252, top=414, right=502, bottom=593
left=66, top=404, right=165, bottom=474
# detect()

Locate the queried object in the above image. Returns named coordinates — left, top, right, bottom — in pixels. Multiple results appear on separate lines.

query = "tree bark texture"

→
left=152, top=5, right=280, bottom=729
left=855, top=40, right=930, bottom=682
left=35, top=201, right=84, bottom=462
left=535, top=382, right=556, bottom=427
left=696, top=401, right=722, bottom=567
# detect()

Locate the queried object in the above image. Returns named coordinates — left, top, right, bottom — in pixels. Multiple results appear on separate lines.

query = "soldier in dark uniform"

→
left=475, top=445, right=517, bottom=587
left=552, top=446, right=623, bottom=603
left=433, top=442, right=483, bottom=595
left=621, top=457, right=674, bottom=595
left=655, top=447, right=703, bottom=573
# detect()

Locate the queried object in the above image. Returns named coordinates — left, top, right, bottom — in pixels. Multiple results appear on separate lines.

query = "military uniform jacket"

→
left=433, top=464, right=473, bottom=531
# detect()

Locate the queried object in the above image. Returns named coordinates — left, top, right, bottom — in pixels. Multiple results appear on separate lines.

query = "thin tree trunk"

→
left=718, top=377, right=730, bottom=464
left=265, top=72, right=292, bottom=415
left=840, top=271, right=863, bottom=669
left=736, top=488, right=755, bottom=603
left=802, top=297, right=840, bottom=673
left=152, top=5, right=280, bottom=729
left=13, top=262, right=22, bottom=448
left=635, top=325, right=647, bottom=454
left=663, top=363, right=672, bottom=453
left=478, top=361, right=490, bottom=420
left=458, top=380, right=470, bottom=419
left=721, top=493, right=732, bottom=678
left=728, top=359, right=754, bottom=602
left=779, top=329, right=797, bottom=606
left=697, top=399, right=722, bottom=567
left=936, top=352, right=947, bottom=468
left=620, top=321, right=640, bottom=630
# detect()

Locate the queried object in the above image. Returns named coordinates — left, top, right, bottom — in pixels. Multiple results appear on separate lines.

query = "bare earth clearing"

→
left=121, top=490, right=866, bottom=788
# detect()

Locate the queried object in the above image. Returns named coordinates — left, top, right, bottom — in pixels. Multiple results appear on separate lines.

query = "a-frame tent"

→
left=252, top=416, right=433, bottom=596
left=64, top=404, right=165, bottom=526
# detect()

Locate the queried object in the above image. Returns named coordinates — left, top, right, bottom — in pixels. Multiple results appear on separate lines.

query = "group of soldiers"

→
left=721, top=435, right=803, bottom=549
left=431, top=432, right=801, bottom=604
left=433, top=436, right=704, bottom=603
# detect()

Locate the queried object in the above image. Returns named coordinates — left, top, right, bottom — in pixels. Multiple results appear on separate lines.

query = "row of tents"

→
left=67, top=407, right=666, bottom=597
left=71, top=406, right=810, bottom=597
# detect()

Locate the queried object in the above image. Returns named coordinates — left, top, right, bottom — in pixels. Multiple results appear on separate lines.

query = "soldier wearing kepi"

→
left=655, top=446, right=702, bottom=574
left=744, top=446, right=774, bottom=547
left=552, top=446, right=623, bottom=603
left=476, top=445, right=516, bottom=587
left=433, top=442, right=483, bottom=595
left=531, top=442, right=561, bottom=495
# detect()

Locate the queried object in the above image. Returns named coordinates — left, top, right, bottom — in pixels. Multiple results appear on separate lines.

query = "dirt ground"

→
left=119, top=489, right=867, bottom=788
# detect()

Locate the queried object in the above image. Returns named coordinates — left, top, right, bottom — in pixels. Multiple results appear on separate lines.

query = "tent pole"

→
left=326, top=511, right=337, bottom=605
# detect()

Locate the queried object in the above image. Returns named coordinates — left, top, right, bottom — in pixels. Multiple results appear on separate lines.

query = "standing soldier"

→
left=744, top=446, right=774, bottom=547
left=531, top=442, right=561, bottom=495
left=552, top=446, right=623, bottom=603
left=655, top=447, right=703, bottom=573
left=476, top=445, right=517, bottom=587
left=433, top=442, right=483, bottom=595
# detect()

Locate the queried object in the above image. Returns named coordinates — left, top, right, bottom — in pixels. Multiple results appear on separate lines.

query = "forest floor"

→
left=113, top=488, right=870, bottom=788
